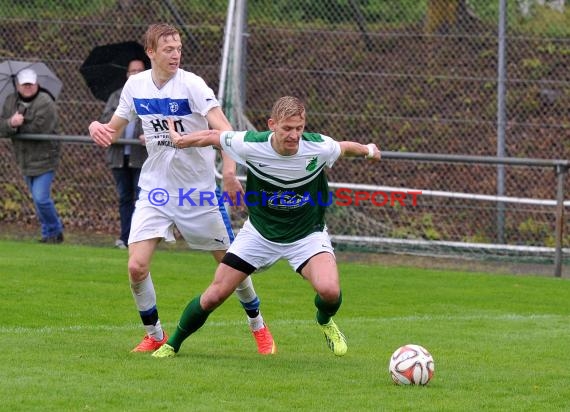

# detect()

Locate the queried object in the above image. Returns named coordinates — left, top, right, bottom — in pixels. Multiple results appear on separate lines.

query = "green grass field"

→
left=1, top=239, right=569, bottom=411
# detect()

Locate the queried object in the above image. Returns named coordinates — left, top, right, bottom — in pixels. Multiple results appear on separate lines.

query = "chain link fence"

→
left=1, top=1, right=569, bottom=266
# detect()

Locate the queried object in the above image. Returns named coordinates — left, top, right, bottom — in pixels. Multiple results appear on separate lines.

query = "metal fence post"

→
left=554, top=164, right=567, bottom=277
left=496, top=0, right=507, bottom=244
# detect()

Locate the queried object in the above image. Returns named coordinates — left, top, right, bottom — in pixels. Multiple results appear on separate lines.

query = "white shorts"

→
left=227, top=219, right=335, bottom=273
left=128, top=189, right=233, bottom=250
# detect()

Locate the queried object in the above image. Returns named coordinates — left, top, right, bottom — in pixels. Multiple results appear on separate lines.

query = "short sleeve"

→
left=115, top=79, right=137, bottom=122
left=186, top=76, right=219, bottom=117
left=321, top=135, right=342, bottom=168
left=219, top=131, right=247, bottom=166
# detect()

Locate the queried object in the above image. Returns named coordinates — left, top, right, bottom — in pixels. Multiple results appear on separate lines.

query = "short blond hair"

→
left=144, top=23, right=180, bottom=52
left=270, top=96, right=305, bottom=122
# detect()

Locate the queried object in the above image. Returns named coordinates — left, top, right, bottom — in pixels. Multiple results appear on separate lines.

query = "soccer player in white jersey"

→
left=88, top=23, right=276, bottom=355
left=152, top=96, right=381, bottom=358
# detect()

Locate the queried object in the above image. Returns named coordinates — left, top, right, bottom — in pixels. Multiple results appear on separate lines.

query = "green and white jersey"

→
left=220, top=130, right=341, bottom=243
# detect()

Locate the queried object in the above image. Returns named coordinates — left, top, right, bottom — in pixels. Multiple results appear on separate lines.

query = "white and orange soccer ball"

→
left=389, top=344, right=435, bottom=385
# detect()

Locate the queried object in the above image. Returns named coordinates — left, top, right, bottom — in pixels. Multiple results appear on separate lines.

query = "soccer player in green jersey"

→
left=153, top=96, right=380, bottom=358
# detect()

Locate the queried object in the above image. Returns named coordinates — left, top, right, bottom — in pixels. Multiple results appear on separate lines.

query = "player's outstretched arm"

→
left=88, top=115, right=128, bottom=147
left=339, top=141, right=381, bottom=161
left=166, top=118, right=221, bottom=148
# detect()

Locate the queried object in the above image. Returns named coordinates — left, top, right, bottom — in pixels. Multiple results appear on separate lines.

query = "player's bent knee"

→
left=201, top=293, right=226, bottom=311
left=318, top=286, right=341, bottom=303
left=201, top=287, right=233, bottom=311
left=127, top=259, right=149, bottom=282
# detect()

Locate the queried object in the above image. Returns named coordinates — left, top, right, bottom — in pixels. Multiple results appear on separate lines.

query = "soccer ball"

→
left=389, top=344, right=434, bottom=386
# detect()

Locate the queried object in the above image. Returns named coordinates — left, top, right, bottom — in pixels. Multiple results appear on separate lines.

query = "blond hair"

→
left=270, top=96, right=305, bottom=122
left=144, top=23, right=180, bottom=52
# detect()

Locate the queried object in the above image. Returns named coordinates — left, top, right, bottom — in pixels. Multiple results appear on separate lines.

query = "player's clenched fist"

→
left=166, top=118, right=219, bottom=149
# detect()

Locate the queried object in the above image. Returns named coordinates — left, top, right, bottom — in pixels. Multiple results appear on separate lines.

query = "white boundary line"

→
left=3, top=314, right=565, bottom=335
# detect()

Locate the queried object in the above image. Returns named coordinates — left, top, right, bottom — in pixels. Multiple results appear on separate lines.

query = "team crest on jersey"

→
left=224, top=132, right=235, bottom=147
left=305, top=156, right=318, bottom=171
left=169, top=101, right=179, bottom=113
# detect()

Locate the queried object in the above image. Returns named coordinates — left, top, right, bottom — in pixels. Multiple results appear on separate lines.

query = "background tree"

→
left=425, top=0, right=480, bottom=34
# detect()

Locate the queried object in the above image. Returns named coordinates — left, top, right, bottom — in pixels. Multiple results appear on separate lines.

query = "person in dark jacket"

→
left=0, top=68, right=64, bottom=243
left=99, top=59, right=148, bottom=249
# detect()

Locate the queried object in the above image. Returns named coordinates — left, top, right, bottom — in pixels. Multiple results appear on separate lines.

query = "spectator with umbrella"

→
left=82, top=43, right=150, bottom=250
left=0, top=66, right=64, bottom=243
left=80, top=41, right=150, bottom=103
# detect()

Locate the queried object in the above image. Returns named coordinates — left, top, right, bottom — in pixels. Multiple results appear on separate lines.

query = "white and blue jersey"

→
left=115, top=69, right=219, bottom=196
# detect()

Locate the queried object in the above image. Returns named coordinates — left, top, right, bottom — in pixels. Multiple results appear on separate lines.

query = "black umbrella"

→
left=80, top=41, right=150, bottom=102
